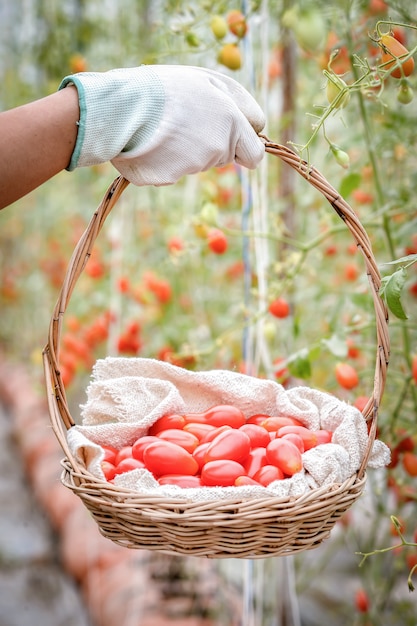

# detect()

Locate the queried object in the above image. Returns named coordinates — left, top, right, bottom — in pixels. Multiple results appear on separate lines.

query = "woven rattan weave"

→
left=43, top=139, right=390, bottom=558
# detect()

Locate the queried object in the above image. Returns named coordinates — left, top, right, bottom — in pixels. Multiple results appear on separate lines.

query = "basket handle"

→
left=43, top=140, right=389, bottom=479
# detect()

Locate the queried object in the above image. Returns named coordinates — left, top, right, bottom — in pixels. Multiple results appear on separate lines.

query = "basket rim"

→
left=43, top=138, right=390, bottom=487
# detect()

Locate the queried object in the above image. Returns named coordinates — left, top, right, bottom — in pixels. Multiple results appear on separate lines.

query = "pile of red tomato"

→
left=100, top=404, right=333, bottom=488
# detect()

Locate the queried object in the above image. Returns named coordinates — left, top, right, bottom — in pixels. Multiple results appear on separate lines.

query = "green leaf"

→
left=321, top=334, right=348, bottom=358
left=288, top=350, right=311, bottom=379
left=382, top=253, right=417, bottom=267
left=339, top=172, right=361, bottom=199
left=380, top=267, right=408, bottom=320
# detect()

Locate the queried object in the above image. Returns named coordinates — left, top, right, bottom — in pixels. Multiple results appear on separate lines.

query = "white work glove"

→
left=59, top=65, right=265, bottom=186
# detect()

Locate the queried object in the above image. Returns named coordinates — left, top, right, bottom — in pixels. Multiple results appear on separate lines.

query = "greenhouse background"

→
left=1, top=0, right=417, bottom=624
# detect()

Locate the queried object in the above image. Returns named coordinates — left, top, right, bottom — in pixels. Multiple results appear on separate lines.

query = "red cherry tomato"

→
left=203, top=404, right=246, bottom=428
left=132, top=435, right=160, bottom=461
left=204, top=429, right=251, bottom=464
left=253, top=464, right=284, bottom=486
left=158, top=474, right=202, bottom=488
left=243, top=447, right=268, bottom=477
left=239, top=424, right=271, bottom=448
left=277, top=425, right=318, bottom=451
left=157, top=429, right=199, bottom=453
left=113, top=458, right=145, bottom=475
left=201, top=460, right=246, bottom=486
left=148, top=413, right=186, bottom=435
left=143, top=441, right=199, bottom=477
left=266, top=439, right=303, bottom=476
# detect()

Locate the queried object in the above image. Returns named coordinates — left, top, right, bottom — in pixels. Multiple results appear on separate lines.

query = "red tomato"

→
left=402, top=452, right=417, bottom=477
left=157, top=429, right=199, bottom=453
left=101, top=461, right=117, bottom=481
left=355, top=588, right=370, bottom=613
left=277, top=425, right=318, bottom=451
left=239, top=423, right=271, bottom=448
left=380, top=33, right=414, bottom=78
left=243, top=447, right=268, bottom=477
left=261, top=416, right=303, bottom=432
left=114, top=446, right=133, bottom=465
left=192, top=442, right=211, bottom=470
left=201, top=460, right=246, bottom=486
left=200, top=425, right=232, bottom=444
left=203, top=405, right=246, bottom=428
left=234, top=475, right=261, bottom=486
left=101, top=445, right=118, bottom=464
left=132, top=436, right=160, bottom=461
left=204, top=429, right=251, bottom=464
left=335, top=362, right=359, bottom=390
left=268, top=297, right=290, bottom=318
left=113, top=458, right=145, bottom=475
left=148, top=413, right=186, bottom=435
left=207, top=228, right=228, bottom=254
left=253, top=464, right=284, bottom=486
left=281, top=433, right=305, bottom=453
left=182, top=411, right=209, bottom=424
left=183, top=422, right=215, bottom=440
left=158, top=474, right=202, bottom=487
left=315, top=429, right=333, bottom=445
left=246, top=413, right=271, bottom=425
left=143, top=441, right=199, bottom=477
left=266, top=439, right=303, bottom=476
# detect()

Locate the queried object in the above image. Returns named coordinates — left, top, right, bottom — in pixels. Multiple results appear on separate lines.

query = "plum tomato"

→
left=281, top=433, right=305, bottom=453
left=192, top=442, right=211, bottom=470
left=114, top=446, right=134, bottom=465
left=234, top=475, right=262, bottom=486
left=239, top=423, right=271, bottom=448
left=158, top=474, right=202, bottom=487
left=200, top=424, right=232, bottom=444
left=183, top=422, right=215, bottom=441
left=113, top=458, right=145, bottom=475
left=266, top=439, right=303, bottom=476
left=204, top=429, right=251, bottom=464
left=246, top=413, right=271, bottom=425
left=101, top=445, right=118, bottom=464
left=260, top=416, right=303, bottom=431
left=203, top=404, right=246, bottom=428
left=277, top=425, right=318, bottom=451
left=315, top=429, right=333, bottom=445
left=101, top=461, right=117, bottom=481
left=201, top=459, right=246, bottom=486
left=253, top=464, right=284, bottom=486
left=243, top=447, right=268, bottom=477
left=156, top=429, right=199, bottom=453
left=132, top=435, right=160, bottom=461
left=380, top=33, right=414, bottom=78
left=148, top=413, right=186, bottom=435
left=143, top=440, right=199, bottom=477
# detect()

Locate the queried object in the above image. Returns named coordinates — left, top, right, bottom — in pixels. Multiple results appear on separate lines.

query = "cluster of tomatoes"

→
left=100, top=404, right=333, bottom=488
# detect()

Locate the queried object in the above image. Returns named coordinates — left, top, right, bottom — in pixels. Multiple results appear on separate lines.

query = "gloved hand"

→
left=59, top=65, right=265, bottom=186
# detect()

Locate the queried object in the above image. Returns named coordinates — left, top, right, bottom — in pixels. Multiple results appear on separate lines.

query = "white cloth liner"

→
left=66, top=357, right=390, bottom=502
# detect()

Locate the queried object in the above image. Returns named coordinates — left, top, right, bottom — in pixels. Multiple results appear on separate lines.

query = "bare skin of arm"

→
left=0, top=86, right=79, bottom=210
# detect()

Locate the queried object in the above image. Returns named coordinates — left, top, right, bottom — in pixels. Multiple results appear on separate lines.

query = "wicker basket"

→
left=43, top=139, right=390, bottom=559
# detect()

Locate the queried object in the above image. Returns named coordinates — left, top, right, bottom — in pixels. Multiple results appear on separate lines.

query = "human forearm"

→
left=0, top=87, right=79, bottom=209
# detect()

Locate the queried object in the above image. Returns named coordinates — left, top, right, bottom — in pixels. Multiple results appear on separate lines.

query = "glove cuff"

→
left=59, top=67, right=165, bottom=171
